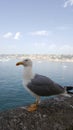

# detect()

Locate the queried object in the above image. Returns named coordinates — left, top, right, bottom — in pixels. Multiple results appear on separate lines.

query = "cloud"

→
left=29, top=30, right=51, bottom=36
left=64, top=0, right=73, bottom=8
left=3, top=32, right=22, bottom=40
left=3, top=32, right=13, bottom=39
left=14, top=32, right=21, bottom=40
left=49, top=44, right=73, bottom=54
left=59, top=44, right=73, bottom=53
left=33, top=42, right=73, bottom=54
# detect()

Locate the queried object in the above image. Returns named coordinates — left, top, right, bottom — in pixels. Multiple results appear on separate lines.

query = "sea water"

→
left=0, top=59, right=73, bottom=111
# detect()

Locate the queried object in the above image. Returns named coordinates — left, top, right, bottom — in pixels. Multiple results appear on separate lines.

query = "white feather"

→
left=23, top=66, right=39, bottom=98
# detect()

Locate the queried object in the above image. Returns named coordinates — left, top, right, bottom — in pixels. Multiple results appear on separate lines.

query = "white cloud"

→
left=59, top=44, right=73, bottom=53
left=49, top=44, right=73, bottom=54
left=3, top=32, right=13, bottom=39
left=64, top=0, right=73, bottom=8
left=33, top=42, right=73, bottom=54
left=14, top=32, right=21, bottom=40
left=30, top=30, right=51, bottom=36
left=3, top=32, right=22, bottom=40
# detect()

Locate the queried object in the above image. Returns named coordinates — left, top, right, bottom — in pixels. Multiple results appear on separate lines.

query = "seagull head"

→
left=16, top=59, right=32, bottom=67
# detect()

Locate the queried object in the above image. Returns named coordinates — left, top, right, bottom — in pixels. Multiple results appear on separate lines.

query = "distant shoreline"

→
left=0, top=54, right=73, bottom=62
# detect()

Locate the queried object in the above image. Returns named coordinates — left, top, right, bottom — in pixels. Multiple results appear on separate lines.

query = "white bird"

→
left=16, top=59, right=71, bottom=112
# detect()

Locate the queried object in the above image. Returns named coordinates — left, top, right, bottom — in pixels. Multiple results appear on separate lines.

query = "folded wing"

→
left=27, top=74, right=64, bottom=96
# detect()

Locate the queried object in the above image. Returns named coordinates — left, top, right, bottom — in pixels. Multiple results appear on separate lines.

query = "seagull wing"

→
left=27, top=74, right=64, bottom=96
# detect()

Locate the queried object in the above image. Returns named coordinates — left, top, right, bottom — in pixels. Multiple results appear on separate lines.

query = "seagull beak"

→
left=16, top=61, right=23, bottom=66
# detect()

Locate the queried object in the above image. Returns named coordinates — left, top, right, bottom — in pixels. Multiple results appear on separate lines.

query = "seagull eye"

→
left=25, top=59, right=28, bottom=62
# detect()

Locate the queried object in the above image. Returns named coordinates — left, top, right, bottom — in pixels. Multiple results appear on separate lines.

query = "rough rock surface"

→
left=0, top=95, right=73, bottom=130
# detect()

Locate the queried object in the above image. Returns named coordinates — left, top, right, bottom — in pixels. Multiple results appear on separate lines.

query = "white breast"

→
left=22, top=67, right=38, bottom=97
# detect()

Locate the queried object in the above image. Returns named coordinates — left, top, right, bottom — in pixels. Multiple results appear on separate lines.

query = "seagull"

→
left=16, top=59, right=70, bottom=112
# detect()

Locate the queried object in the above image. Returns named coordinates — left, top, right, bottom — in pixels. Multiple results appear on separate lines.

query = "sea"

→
left=0, top=58, right=73, bottom=111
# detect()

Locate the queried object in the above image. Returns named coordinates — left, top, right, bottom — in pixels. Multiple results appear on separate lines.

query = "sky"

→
left=0, top=0, right=73, bottom=54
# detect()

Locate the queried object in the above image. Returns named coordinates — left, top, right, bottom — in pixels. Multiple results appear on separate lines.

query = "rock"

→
left=0, top=95, right=73, bottom=130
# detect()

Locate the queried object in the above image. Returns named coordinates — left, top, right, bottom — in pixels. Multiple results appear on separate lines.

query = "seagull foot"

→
left=26, top=104, right=38, bottom=112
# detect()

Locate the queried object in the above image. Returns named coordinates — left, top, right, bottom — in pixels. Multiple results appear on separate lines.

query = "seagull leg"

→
left=27, top=96, right=40, bottom=112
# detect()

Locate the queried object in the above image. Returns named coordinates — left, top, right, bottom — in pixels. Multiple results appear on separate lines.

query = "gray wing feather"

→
left=27, top=74, right=64, bottom=96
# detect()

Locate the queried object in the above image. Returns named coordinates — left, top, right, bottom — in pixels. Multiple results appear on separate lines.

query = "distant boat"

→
left=63, top=65, right=68, bottom=68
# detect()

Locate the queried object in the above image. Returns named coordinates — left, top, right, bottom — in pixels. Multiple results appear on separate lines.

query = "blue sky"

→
left=0, top=0, right=73, bottom=54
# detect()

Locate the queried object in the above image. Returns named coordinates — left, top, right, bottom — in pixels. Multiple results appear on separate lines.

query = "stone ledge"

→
left=0, top=95, right=73, bottom=130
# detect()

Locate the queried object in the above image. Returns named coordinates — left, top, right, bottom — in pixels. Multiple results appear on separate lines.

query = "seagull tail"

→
left=61, top=86, right=73, bottom=97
